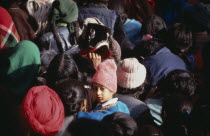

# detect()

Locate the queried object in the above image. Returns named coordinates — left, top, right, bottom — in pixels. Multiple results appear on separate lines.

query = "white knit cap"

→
left=117, top=58, right=146, bottom=89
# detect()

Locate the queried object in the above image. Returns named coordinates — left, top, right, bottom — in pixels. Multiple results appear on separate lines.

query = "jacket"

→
left=77, top=101, right=130, bottom=121
left=40, top=26, right=73, bottom=52
left=142, top=47, right=187, bottom=86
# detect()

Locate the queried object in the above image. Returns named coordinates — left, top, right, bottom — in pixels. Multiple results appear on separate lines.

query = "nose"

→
left=96, top=88, right=102, bottom=95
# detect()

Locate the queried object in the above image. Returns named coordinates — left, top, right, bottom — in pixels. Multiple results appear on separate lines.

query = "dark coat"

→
left=142, top=47, right=187, bottom=86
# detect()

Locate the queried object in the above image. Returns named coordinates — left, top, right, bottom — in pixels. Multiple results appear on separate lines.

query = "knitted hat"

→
left=117, top=58, right=146, bottom=89
left=92, top=59, right=117, bottom=93
left=110, top=37, right=121, bottom=63
left=22, top=85, right=64, bottom=135
left=52, top=0, right=78, bottom=34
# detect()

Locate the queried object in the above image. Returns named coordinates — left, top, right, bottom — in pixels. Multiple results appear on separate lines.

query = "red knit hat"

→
left=92, top=59, right=117, bottom=93
left=22, top=85, right=64, bottom=136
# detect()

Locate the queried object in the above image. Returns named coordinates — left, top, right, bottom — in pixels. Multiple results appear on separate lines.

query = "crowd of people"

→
left=0, top=0, right=210, bottom=136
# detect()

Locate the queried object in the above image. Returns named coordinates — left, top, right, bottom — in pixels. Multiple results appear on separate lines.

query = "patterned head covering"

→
left=0, top=6, right=20, bottom=50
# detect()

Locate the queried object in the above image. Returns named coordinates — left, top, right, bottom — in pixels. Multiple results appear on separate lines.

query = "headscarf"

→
left=0, top=6, right=20, bottom=50
left=26, top=0, right=55, bottom=34
left=7, top=2, right=36, bottom=40
left=0, top=40, right=40, bottom=99
left=22, top=85, right=64, bottom=135
left=52, top=0, right=78, bottom=34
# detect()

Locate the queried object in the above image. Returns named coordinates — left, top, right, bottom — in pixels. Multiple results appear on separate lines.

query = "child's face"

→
left=92, top=83, right=114, bottom=103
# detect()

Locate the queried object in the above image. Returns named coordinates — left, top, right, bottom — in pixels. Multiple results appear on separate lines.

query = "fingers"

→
left=88, top=53, right=101, bottom=70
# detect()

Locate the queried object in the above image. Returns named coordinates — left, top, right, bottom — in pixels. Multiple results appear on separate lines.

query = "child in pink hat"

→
left=78, top=59, right=130, bottom=121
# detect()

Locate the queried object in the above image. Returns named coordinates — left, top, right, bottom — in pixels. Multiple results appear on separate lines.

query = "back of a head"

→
left=107, top=0, right=127, bottom=23
left=46, top=52, right=79, bottom=87
left=107, top=0, right=126, bottom=14
left=22, top=85, right=64, bottom=136
left=117, top=58, right=147, bottom=96
left=134, top=38, right=165, bottom=58
left=40, top=50, right=57, bottom=71
left=78, top=0, right=109, bottom=5
left=169, top=23, right=193, bottom=54
left=141, top=15, right=167, bottom=37
left=68, top=118, right=113, bottom=136
left=158, top=69, right=197, bottom=97
left=102, top=112, right=138, bottom=136
left=137, top=125, right=164, bottom=136
left=55, top=78, right=86, bottom=116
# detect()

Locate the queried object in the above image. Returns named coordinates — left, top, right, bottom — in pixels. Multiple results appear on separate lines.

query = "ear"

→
left=140, top=56, right=145, bottom=60
left=80, top=99, right=87, bottom=112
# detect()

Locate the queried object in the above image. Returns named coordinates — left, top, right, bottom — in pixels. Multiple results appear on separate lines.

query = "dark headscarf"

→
left=0, top=40, right=40, bottom=100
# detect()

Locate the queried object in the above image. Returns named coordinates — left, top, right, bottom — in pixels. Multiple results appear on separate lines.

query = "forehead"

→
left=92, top=82, right=105, bottom=88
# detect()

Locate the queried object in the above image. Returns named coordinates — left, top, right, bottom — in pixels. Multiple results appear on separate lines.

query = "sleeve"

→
left=77, top=110, right=113, bottom=121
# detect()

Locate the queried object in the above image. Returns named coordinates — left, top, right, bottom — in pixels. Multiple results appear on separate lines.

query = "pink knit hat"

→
left=92, top=59, right=117, bottom=93
left=117, top=58, right=146, bottom=89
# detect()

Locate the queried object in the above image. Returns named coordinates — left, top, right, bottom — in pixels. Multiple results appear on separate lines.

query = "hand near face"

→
left=88, top=53, right=101, bottom=70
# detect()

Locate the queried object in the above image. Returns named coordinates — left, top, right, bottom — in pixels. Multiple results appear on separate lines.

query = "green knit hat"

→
left=52, top=0, right=78, bottom=34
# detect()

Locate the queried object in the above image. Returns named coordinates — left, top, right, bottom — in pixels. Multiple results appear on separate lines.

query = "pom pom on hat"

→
left=92, top=59, right=117, bottom=93
left=22, top=85, right=64, bottom=135
left=117, top=58, right=146, bottom=89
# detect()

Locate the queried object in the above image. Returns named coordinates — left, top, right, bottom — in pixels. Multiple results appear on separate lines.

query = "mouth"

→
left=97, top=97, right=103, bottom=101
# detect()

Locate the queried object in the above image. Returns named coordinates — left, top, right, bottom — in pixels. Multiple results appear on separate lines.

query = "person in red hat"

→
left=77, top=59, right=130, bottom=121
left=22, top=85, right=65, bottom=136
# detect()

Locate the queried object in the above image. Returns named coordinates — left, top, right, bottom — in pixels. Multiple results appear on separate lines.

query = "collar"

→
left=156, top=47, right=170, bottom=54
left=102, top=98, right=118, bottom=107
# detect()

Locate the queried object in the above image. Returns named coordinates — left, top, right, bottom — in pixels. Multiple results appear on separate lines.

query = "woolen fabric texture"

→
left=22, top=85, right=65, bottom=136
left=92, top=59, right=117, bottom=93
left=8, top=2, right=36, bottom=41
left=0, top=6, right=20, bottom=50
left=52, top=0, right=78, bottom=34
left=110, top=37, right=121, bottom=62
left=117, top=58, right=146, bottom=89
left=0, top=40, right=40, bottom=98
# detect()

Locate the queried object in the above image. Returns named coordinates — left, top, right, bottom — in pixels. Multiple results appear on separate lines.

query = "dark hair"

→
left=107, top=0, right=127, bottom=23
left=168, top=23, right=193, bottom=65
left=46, top=52, right=79, bottom=88
left=117, top=84, right=146, bottom=100
left=141, top=15, right=167, bottom=38
left=55, top=78, right=86, bottom=116
left=169, top=23, right=193, bottom=53
left=40, top=50, right=57, bottom=70
left=77, top=0, right=109, bottom=5
left=157, top=69, right=198, bottom=97
left=102, top=112, right=138, bottom=136
left=162, top=94, right=193, bottom=136
left=134, top=38, right=165, bottom=58
left=68, top=118, right=113, bottom=136
left=137, top=125, right=164, bottom=136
